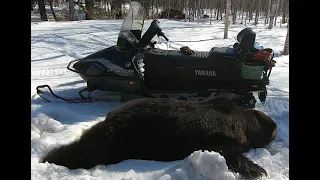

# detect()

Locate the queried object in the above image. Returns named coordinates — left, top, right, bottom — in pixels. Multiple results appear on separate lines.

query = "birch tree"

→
left=268, top=0, right=276, bottom=29
left=273, top=0, right=281, bottom=26
left=224, top=0, right=231, bottom=39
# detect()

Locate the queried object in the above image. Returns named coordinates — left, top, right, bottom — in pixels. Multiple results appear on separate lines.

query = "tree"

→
left=273, top=0, right=281, bottom=26
left=31, top=0, right=37, bottom=10
left=224, top=0, right=231, bottom=39
left=265, top=0, right=271, bottom=25
left=254, top=0, right=262, bottom=26
left=231, top=0, right=237, bottom=24
left=111, top=0, right=121, bottom=18
left=268, top=0, right=276, bottom=29
left=281, top=0, right=288, bottom=23
left=48, top=0, right=57, bottom=21
left=69, top=0, right=75, bottom=21
left=85, top=0, right=94, bottom=20
left=283, top=25, right=289, bottom=55
left=37, top=0, right=48, bottom=21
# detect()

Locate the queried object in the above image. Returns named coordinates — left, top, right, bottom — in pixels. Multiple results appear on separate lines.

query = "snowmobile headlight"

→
left=128, top=81, right=137, bottom=85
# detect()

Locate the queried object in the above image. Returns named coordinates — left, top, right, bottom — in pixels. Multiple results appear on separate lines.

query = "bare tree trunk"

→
left=197, top=0, right=201, bottom=22
left=282, top=0, right=288, bottom=24
left=216, top=5, right=219, bottom=20
left=279, top=18, right=281, bottom=27
left=69, top=0, right=75, bottom=21
left=54, top=0, right=59, bottom=7
left=268, top=0, right=276, bottom=29
left=151, top=0, right=154, bottom=19
left=274, top=0, right=281, bottom=26
left=265, top=0, right=272, bottom=25
left=85, top=0, right=94, bottom=20
left=38, top=0, right=48, bottom=21
left=193, top=0, right=197, bottom=20
left=241, top=11, right=244, bottom=24
left=167, top=0, right=171, bottom=19
left=249, top=0, right=254, bottom=22
left=283, top=25, right=289, bottom=55
left=254, top=0, right=261, bottom=25
left=111, top=0, right=121, bottom=19
left=245, top=11, right=247, bottom=26
left=201, top=0, right=205, bottom=17
left=240, top=0, right=244, bottom=24
left=155, top=0, right=159, bottom=19
left=224, top=0, right=231, bottom=39
left=48, top=0, right=57, bottom=21
left=185, top=0, right=189, bottom=22
left=231, top=0, right=237, bottom=24
left=210, top=8, right=213, bottom=25
left=144, top=1, right=150, bottom=19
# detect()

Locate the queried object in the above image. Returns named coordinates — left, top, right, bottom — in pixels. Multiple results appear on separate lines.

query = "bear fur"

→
left=41, top=96, right=277, bottom=179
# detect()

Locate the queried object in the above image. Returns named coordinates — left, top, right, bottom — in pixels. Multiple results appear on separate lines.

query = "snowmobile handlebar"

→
left=160, top=31, right=169, bottom=41
left=139, top=20, right=169, bottom=48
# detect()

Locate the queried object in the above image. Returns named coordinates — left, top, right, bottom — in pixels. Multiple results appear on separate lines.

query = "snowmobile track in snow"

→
left=31, top=67, right=77, bottom=79
left=256, top=97, right=289, bottom=117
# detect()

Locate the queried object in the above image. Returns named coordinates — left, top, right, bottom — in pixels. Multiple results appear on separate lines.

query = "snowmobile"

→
left=36, top=1, right=276, bottom=108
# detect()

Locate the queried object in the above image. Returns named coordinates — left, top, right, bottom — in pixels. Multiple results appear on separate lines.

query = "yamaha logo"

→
left=195, top=69, right=217, bottom=76
left=125, top=62, right=132, bottom=68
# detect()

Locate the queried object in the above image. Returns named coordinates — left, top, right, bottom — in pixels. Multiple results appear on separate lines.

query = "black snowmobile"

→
left=36, top=1, right=276, bottom=108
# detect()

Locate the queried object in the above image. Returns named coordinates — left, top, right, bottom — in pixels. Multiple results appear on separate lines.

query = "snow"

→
left=31, top=16, right=289, bottom=180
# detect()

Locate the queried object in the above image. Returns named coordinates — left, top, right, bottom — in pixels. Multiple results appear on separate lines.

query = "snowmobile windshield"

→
left=116, top=1, right=144, bottom=51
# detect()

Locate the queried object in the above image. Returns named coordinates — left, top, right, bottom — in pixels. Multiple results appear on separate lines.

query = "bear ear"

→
left=249, top=109, right=277, bottom=142
left=249, top=110, right=276, bottom=127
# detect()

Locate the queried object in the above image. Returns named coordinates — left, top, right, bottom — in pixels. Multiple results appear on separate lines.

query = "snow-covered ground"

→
left=31, top=17, right=289, bottom=180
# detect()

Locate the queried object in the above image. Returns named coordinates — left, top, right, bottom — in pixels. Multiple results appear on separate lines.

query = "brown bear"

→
left=41, top=96, right=277, bottom=179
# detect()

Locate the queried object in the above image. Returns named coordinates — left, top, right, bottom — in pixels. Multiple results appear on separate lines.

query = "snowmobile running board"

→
left=35, top=84, right=259, bottom=109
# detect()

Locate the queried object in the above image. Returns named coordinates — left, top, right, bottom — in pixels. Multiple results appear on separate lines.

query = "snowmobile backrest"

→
left=237, top=28, right=256, bottom=51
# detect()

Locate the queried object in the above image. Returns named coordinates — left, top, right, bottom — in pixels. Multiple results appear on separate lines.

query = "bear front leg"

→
left=221, top=150, right=267, bottom=179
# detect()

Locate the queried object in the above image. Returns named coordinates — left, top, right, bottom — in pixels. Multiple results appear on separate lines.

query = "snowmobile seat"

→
left=143, top=47, right=242, bottom=90
left=144, top=47, right=235, bottom=63
left=143, top=47, right=240, bottom=80
left=144, top=48, right=209, bottom=61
